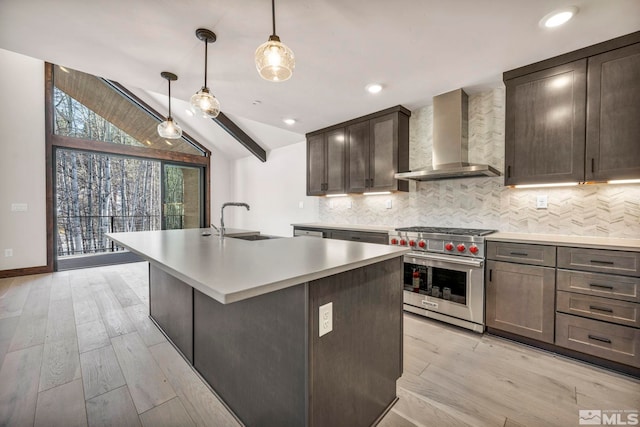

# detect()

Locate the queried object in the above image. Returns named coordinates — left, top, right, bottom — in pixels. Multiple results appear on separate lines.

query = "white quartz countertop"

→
left=291, top=222, right=395, bottom=233
left=487, top=232, right=640, bottom=252
left=107, top=229, right=409, bottom=304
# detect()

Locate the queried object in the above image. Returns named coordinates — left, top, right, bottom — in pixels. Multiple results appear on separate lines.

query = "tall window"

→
left=47, top=64, right=210, bottom=269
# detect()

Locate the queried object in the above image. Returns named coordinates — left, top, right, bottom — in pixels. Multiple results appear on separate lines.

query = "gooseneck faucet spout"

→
left=220, top=202, right=250, bottom=238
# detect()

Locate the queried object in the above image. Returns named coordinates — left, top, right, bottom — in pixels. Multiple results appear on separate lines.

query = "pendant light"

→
left=255, top=0, right=295, bottom=82
left=157, top=72, right=183, bottom=139
left=190, top=28, right=221, bottom=118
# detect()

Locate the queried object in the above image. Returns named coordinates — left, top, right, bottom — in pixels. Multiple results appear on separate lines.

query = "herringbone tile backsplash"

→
left=319, top=88, right=640, bottom=239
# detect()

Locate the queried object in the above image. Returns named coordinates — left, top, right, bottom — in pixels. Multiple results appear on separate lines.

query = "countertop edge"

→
left=487, top=232, right=640, bottom=252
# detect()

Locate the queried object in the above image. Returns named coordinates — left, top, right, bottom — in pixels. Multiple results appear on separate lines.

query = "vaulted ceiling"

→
left=1, top=0, right=639, bottom=159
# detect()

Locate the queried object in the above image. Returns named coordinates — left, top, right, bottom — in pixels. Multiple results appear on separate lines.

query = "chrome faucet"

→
left=220, top=202, right=250, bottom=238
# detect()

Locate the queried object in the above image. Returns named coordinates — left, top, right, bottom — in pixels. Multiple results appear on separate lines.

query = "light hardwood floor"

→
left=0, top=263, right=638, bottom=426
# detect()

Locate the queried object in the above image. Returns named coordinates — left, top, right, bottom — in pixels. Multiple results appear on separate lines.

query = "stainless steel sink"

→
left=230, top=234, right=281, bottom=241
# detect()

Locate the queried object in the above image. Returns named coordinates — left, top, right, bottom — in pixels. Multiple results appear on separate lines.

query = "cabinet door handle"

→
left=588, top=334, right=612, bottom=344
left=589, top=305, right=614, bottom=313
left=489, top=269, right=492, bottom=282
left=590, top=260, right=614, bottom=265
left=507, top=166, right=511, bottom=178
left=591, top=158, right=595, bottom=173
left=351, top=236, right=361, bottom=240
left=589, top=283, right=614, bottom=290
left=370, top=177, right=374, bottom=187
left=510, top=252, right=529, bottom=256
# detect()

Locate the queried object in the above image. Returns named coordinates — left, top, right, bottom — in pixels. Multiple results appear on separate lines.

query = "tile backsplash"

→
left=319, top=88, right=640, bottom=239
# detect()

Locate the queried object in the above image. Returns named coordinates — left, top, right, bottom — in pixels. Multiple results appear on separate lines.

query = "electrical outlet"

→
left=328, top=200, right=334, bottom=209
left=347, top=200, right=352, bottom=209
left=386, top=199, right=393, bottom=209
left=298, top=201, right=304, bottom=209
left=319, top=302, right=333, bottom=337
left=4, top=249, right=13, bottom=257
left=11, top=203, right=28, bottom=212
left=536, top=195, right=548, bottom=209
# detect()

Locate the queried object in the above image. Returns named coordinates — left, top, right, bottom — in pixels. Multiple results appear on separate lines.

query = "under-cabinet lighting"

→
left=326, top=194, right=348, bottom=197
left=164, top=140, right=173, bottom=146
left=363, top=191, right=392, bottom=196
left=608, top=179, right=640, bottom=185
left=144, top=140, right=152, bottom=145
left=513, top=182, right=579, bottom=189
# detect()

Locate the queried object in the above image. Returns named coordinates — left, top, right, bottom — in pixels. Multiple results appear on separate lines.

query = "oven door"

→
left=403, top=252, right=484, bottom=327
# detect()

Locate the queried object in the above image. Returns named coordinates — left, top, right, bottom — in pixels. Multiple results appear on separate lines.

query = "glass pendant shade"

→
left=190, top=87, right=220, bottom=118
left=255, top=35, right=295, bottom=82
left=157, top=117, right=182, bottom=139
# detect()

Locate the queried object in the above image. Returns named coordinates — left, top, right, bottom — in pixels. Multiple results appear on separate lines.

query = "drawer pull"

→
left=588, top=334, right=612, bottom=344
left=510, top=252, right=529, bottom=256
left=589, top=305, right=614, bottom=313
left=590, top=260, right=614, bottom=265
left=589, top=283, right=614, bottom=290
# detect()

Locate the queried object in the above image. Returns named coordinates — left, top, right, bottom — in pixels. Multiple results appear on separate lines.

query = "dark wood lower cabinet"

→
left=486, top=260, right=556, bottom=344
left=149, top=266, right=193, bottom=363
left=148, top=258, right=403, bottom=427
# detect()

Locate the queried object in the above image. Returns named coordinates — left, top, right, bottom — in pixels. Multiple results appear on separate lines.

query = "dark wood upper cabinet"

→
left=307, top=106, right=409, bottom=196
left=505, top=60, right=587, bottom=186
left=586, top=43, right=640, bottom=181
left=504, top=31, right=640, bottom=185
left=306, top=129, right=346, bottom=196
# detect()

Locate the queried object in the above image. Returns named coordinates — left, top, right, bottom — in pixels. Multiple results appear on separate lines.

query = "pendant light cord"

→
left=271, top=0, right=276, bottom=36
left=167, top=78, right=172, bottom=118
left=204, top=40, right=208, bottom=88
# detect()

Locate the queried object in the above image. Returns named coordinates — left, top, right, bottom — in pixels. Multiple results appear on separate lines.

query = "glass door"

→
left=162, top=163, right=204, bottom=230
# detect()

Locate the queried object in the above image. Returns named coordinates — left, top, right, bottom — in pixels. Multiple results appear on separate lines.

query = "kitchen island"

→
left=107, top=228, right=408, bottom=427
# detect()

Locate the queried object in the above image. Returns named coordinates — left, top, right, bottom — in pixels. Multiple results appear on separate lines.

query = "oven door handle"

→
left=405, top=252, right=484, bottom=268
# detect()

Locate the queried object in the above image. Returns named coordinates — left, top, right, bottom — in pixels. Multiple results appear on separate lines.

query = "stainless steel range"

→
left=388, top=227, right=496, bottom=333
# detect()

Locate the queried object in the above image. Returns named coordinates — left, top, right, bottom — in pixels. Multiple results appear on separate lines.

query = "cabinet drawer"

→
left=556, top=291, right=639, bottom=328
left=328, top=230, right=389, bottom=245
left=486, top=242, right=555, bottom=267
left=556, top=313, right=640, bottom=368
left=557, top=269, right=640, bottom=303
left=293, top=228, right=325, bottom=238
left=557, top=247, right=640, bottom=277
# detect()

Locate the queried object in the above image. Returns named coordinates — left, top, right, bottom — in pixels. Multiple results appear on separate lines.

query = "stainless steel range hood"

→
left=395, top=89, right=501, bottom=182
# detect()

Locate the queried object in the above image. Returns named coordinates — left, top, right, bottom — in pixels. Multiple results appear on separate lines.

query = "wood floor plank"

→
left=139, top=397, right=195, bottom=427
left=34, top=378, right=87, bottom=427
left=77, top=319, right=110, bottom=353
left=80, top=345, right=126, bottom=400
left=0, top=276, right=31, bottom=319
left=0, top=316, right=20, bottom=366
left=103, top=271, right=142, bottom=308
left=0, top=277, right=14, bottom=299
left=86, top=386, right=142, bottom=427
left=92, top=288, right=123, bottom=315
left=39, top=337, right=82, bottom=392
left=45, top=297, right=77, bottom=343
left=9, top=314, right=48, bottom=352
left=50, top=271, right=71, bottom=301
left=21, top=276, right=52, bottom=318
left=149, top=341, right=241, bottom=427
left=73, top=298, right=102, bottom=326
left=124, top=304, right=166, bottom=347
left=377, top=409, right=423, bottom=427
left=102, top=309, right=137, bottom=338
left=111, top=332, right=176, bottom=414
left=0, top=344, right=43, bottom=426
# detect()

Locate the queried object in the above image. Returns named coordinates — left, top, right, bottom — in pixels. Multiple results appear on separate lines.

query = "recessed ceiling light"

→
left=283, top=118, right=296, bottom=125
left=540, top=6, right=578, bottom=28
left=365, top=83, right=383, bottom=94
left=252, top=100, right=262, bottom=105
left=185, top=109, right=194, bottom=117
left=58, top=65, right=70, bottom=73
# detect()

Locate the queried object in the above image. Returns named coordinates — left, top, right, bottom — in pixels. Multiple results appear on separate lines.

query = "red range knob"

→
left=418, top=240, right=426, bottom=248
left=400, top=239, right=407, bottom=246
left=390, top=238, right=398, bottom=245
left=409, top=240, right=416, bottom=247
left=469, top=245, right=479, bottom=254
left=457, top=244, right=466, bottom=252
left=445, top=242, right=454, bottom=251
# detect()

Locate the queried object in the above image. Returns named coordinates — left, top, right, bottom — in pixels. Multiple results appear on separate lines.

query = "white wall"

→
left=0, top=48, right=47, bottom=270
left=210, top=146, right=234, bottom=227
left=231, top=142, right=319, bottom=237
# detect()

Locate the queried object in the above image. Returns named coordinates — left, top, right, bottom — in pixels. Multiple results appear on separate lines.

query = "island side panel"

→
left=193, top=284, right=308, bottom=427
left=309, top=257, right=403, bottom=427
left=149, top=265, right=194, bottom=363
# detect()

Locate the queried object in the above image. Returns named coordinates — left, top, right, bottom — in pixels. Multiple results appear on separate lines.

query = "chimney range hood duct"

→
left=394, top=89, right=501, bottom=182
